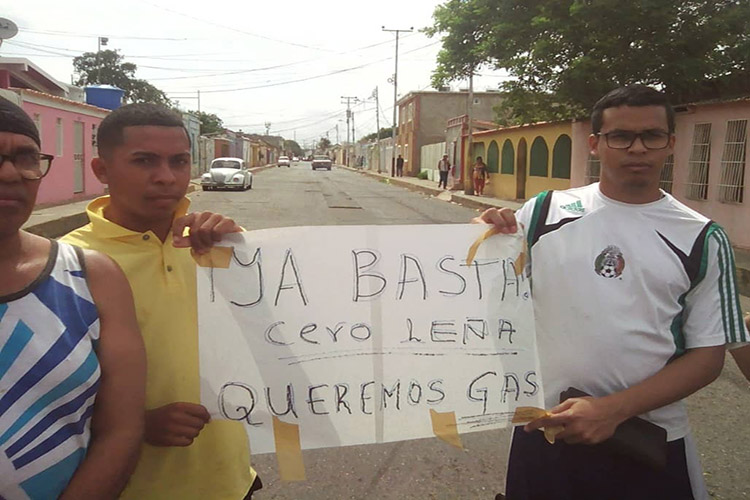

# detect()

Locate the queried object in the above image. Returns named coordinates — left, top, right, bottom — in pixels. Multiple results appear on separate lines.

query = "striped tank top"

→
left=0, top=241, right=100, bottom=500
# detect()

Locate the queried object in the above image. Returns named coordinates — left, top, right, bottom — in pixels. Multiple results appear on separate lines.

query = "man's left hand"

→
left=524, top=396, right=627, bottom=445
left=172, top=212, right=242, bottom=254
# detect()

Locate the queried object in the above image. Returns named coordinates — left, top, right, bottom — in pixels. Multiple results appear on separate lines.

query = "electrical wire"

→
left=163, top=41, right=440, bottom=94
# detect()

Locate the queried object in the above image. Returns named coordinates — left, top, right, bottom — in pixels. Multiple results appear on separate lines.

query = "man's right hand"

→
left=145, top=402, right=211, bottom=447
left=472, top=207, right=518, bottom=234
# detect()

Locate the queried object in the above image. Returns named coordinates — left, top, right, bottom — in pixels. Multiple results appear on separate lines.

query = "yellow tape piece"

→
left=273, top=416, right=306, bottom=481
left=429, top=409, right=463, bottom=449
left=511, top=406, right=564, bottom=444
left=192, top=246, right=233, bottom=268
left=466, top=226, right=501, bottom=266
left=513, top=238, right=528, bottom=276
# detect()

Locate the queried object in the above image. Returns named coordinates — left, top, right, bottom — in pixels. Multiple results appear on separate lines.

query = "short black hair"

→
left=97, top=103, right=189, bottom=156
left=591, top=85, right=675, bottom=134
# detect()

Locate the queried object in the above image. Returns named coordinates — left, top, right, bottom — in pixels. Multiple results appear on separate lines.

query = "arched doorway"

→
left=516, top=138, right=527, bottom=200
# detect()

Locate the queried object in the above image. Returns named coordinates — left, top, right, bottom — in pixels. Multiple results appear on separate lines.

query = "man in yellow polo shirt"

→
left=62, top=103, right=261, bottom=499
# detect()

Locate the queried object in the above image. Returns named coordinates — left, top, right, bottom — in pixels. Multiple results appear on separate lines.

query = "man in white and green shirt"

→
left=479, top=85, right=747, bottom=500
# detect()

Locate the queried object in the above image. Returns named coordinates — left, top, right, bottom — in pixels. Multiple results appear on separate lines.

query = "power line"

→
left=138, top=0, right=337, bottom=53
left=17, top=26, right=207, bottom=41
left=163, top=41, right=439, bottom=94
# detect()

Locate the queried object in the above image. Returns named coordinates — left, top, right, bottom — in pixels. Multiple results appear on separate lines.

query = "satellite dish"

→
left=0, top=18, right=18, bottom=50
left=0, top=18, right=18, bottom=40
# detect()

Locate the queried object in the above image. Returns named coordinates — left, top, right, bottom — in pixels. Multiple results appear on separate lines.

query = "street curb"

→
left=25, top=212, right=90, bottom=239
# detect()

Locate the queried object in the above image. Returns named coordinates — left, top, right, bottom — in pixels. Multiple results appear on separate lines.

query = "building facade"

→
left=396, top=91, right=504, bottom=176
left=472, top=121, right=573, bottom=200
left=2, top=88, right=109, bottom=205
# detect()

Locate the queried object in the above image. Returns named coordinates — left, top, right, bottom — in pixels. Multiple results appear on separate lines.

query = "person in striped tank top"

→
left=0, top=96, right=146, bottom=499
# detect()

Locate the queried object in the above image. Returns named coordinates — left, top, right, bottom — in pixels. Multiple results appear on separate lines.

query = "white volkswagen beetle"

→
left=201, top=157, right=253, bottom=191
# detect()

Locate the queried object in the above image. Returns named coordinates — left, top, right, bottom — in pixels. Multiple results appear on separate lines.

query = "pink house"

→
left=0, top=58, right=110, bottom=206
left=571, top=99, right=750, bottom=249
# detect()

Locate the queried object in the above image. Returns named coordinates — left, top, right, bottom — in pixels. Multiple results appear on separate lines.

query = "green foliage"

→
left=427, top=0, right=750, bottom=124
left=417, top=170, right=429, bottom=180
left=318, top=137, right=332, bottom=150
left=191, top=111, right=224, bottom=135
left=283, top=139, right=303, bottom=156
left=73, top=50, right=172, bottom=107
left=361, top=127, right=394, bottom=143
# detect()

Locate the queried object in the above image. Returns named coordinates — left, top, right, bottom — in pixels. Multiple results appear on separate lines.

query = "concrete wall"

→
left=19, top=91, right=108, bottom=205
left=182, top=113, right=201, bottom=177
left=473, top=121, right=572, bottom=200
left=420, top=142, right=448, bottom=182
left=198, top=136, right=215, bottom=174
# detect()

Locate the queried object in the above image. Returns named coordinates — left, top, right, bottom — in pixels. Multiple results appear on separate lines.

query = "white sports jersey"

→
left=516, top=183, right=747, bottom=441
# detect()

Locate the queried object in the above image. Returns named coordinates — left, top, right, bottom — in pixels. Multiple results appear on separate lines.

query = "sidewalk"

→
left=338, top=164, right=523, bottom=212
left=340, top=165, right=750, bottom=299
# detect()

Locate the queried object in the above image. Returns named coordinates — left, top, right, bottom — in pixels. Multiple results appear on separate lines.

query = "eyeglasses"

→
left=597, top=130, right=672, bottom=150
left=0, top=152, right=54, bottom=180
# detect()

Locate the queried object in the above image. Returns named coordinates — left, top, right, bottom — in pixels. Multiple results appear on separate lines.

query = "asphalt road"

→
left=190, top=161, right=750, bottom=500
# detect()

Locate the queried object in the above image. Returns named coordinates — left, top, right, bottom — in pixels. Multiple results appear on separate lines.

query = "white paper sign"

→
left=198, top=225, right=543, bottom=454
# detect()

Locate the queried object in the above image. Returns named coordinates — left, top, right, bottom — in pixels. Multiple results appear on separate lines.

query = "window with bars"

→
left=585, top=154, right=600, bottom=184
left=659, top=154, right=674, bottom=193
left=686, top=123, right=712, bottom=200
left=718, top=119, right=747, bottom=203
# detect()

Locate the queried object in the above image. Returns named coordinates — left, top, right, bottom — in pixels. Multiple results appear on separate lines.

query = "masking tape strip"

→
left=513, top=237, right=528, bottom=276
left=511, top=406, right=564, bottom=444
left=193, top=246, right=233, bottom=269
left=273, top=416, right=306, bottom=481
left=429, top=409, right=463, bottom=449
left=466, top=226, right=501, bottom=266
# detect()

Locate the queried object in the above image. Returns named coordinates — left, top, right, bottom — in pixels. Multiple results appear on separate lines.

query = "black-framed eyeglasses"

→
left=596, top=130, right=672, bottom=150
left=0, top=152, right=54, bottom=180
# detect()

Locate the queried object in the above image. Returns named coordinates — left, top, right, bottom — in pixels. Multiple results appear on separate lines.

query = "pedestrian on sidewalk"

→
left=477, top=85, right=747, bottom=500
left=472, top=156, right=488, bottom=195
left=0, top=96, right=146, bottom=499
left=437, top=153, right=451, bottom=189
left=62, top=103, right=262, bottom=500
left=396, top=154, right=404, bottom=177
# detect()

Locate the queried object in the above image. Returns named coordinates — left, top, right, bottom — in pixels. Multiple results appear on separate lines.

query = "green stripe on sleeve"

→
left=717, top=229, right=746, bottom=343
left=526, top=190, right=551, bottom=250
left=712, top=232, right=734, bottom=343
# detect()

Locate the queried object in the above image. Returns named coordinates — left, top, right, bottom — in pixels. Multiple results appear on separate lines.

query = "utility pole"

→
left=465, top=72, right=475, bottom=195
left=341, top=96, right=359, bottom=166
left=373, top=86, right=382, bottom=172
left=383, top=26, right=413, bottom=176
left=352, top=111, right=356, bottom=167
left=197, top=89, right=201, bottom=113
left=264, top=122, right=271, bottom=136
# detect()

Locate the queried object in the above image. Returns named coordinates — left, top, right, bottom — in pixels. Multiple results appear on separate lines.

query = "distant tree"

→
left=191, top=111, right=224, bottom=135
left=283, top=139, right=303, bottom=157
left=73, top=49, right=172, bottom=107
left=426, top=0, right=750, bottom=125
left=318, top=137, right=332, bottom=150
left=361, top=127, right=393, bottom=143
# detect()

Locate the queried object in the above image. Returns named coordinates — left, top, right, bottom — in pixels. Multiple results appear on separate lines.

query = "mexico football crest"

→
left=595, top=245, right=625, bottom=278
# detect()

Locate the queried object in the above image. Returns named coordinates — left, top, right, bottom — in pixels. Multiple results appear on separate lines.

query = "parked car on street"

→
left=312, top=155, right=332, bottom=171
left=278, top=156, right=291, bottom=167
left=201, top=157, right=253, bottom=191
left=292, top=156, right=299, bottom=162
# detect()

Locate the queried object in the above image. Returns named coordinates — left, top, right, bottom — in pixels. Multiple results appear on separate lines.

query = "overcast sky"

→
left=4, top=0, right=509, bottom=147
